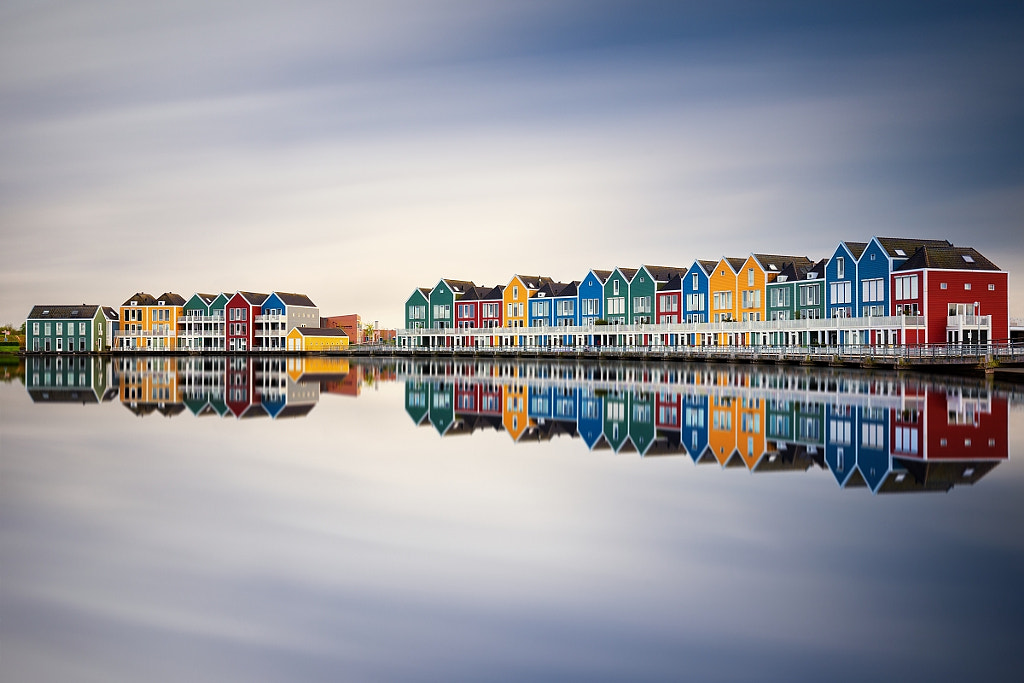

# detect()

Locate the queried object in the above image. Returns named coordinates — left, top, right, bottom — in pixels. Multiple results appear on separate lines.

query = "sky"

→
left=2, top=0, right=1023, bottom=327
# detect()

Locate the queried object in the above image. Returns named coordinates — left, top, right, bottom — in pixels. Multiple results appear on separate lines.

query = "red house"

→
left=891, top=245, right=1008, bottom=345
left=479, top=285, right=505, bottom=329
left=455, top=286, right=488, bottom=329
left=656, top=273, right=684, bottom=324
left=225, top=291, right=269, bottom=352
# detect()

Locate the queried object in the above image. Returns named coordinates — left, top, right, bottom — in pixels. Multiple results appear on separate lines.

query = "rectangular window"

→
left=79, top=322, right=86, bottom=335
left=747, top=268, right=754, bottom=286
left=836, top=257, right=845, bottom=279
left=56, top=322, right=63, bottom=335
left=964, top=283, right=971, bottom=290
left=613, top=280, right=619, bottom=296
left=692, top=273, right=698, bottom=289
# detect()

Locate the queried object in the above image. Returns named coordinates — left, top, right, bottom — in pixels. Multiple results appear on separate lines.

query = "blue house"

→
left=825, top=241, right=866, bottom=324
left=856, top=405, right=892, bottom=493
left=859, top=236, right=954, bottom=320
left=681, top=394, right=709, bottom=462
left=551, top=281, right=579, bottom=327
left=577, top=387, right=605, bottom=450
left=824, top=403, right=859, bottom=488
left=578, top=269, right=611, bottom=327
left=682, top=259, right=715, bottom=345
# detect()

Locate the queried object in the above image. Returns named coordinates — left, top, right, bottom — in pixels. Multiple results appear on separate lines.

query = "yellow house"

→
left=119, top=292, right=185, bottom=351
left=286, top=327, right=349, bottom=352
left=708, top=394, right=739, bottom=466
left=502, top=383, right=531, bottom=441
left=737, top=254, right=814, bottom=343
left=503, top=275, right=553, bottom=330
left=708, top=258, right=744, bottom=345
left=736, top=396, right=766, bottom=470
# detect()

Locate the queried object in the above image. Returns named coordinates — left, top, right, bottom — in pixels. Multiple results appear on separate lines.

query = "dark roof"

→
left=615, top=267, right=638, bottom=280
left=724, top=257, right=746, bottom=272
left=440, top=279, right=476, bottom=295
left=293, top=327, right=350, bottom=338
left=772, top=263, right=800, bottom=283
left=122, top=292, right=157, bottom=306
left=590, top=269, right=613, bottom=283
left=236, top=291, right=270, bottom=305
left=27, top=305, right=100, bottom=320
left=514, top=275, right=554, bottom=290
left=809, top=258, right=827, bottom=279
left=102, top=306, right=119, bottom=320
left=457, top=286, right=487, bottom=302
left=481, top=285, right=505, bottom=301
left=658, top=274, right=684, bottom=292
left=843, top=241, right=869, bottom=259
left=753, top=254, right=814, bottom=274
left=274, top=404, right=316, bottom=419
left=193, top=293, right=218, bottom=304
left=875, top=237, right=953, bottom=260
left=642, top=265, right=688, bottom=282
left=536, top=281, right=574, bottom=298
left=555, top=281, right=579, bottom=297
left=156, top=292, right=186, bottom=305
left=896, top=245, right=1000, bottom=272
left=696, top=259, right=718, bottom=275
left=274, top=292, right=317, bottom=307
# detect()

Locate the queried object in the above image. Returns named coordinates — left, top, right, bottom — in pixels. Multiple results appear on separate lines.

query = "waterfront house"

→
left=180, top=293, right=227, bottom=352
left=118, top=292, right=185, bottom=351
left=504, top=275, right=553, bottom=334
left=682, top=260, right=716, bottom=346
left=26, top=304, right=107, bottom=353
left=286, top=326, right=349, bottom=351
left=480, top=285, right=505, bottom=329
left=405, top=287, right=431, bottom=329
left=455, top=286, right=487, bottom=329
left=551, top=281, right=579, bottom=328
left=825, top=241, right=866, bottom=323
left=578, top=269, right=611, bottom=328
left=101, top=307, right=118, bottom=351
left=259, top=292, right=319, bottom=350
left=891, top=244, right=1007, bottom=345
left=603, top=268, right=637, bottom=326
left=225, top=291, right=269, bottom=352
left=655, top=272, right=685, bottom=326
left=739, top=254, right=813, bottom=327
left=708, top=258, right=745, bottom=345
left=631, top=265, right=686, bottom=327
left=430, top=279, right=475, bottom=330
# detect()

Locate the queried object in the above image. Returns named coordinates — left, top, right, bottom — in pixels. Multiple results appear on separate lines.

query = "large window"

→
left=894, top=275, right=918, bottom=300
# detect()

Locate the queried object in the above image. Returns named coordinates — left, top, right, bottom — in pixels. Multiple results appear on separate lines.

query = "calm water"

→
left=2, top=356, right=1023, bottom=683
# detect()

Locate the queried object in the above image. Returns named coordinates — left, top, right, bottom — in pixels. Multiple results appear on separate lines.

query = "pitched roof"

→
left=102, top=306, right=119, bottom=321
left=27, top=305, right=101, bottom=320
left=156, top=292, right=186, bottom=305
left=481, top=285, right=505, bottom=301
left=874, top=237, right=953, bottom=260
left=122, top=292, right=157, bottom=306
left=843, top=241, right=869, bottom=259
left=752, top=254, right=814, bottom=274
left=194, top=293, right=218, bottom=305
left=536, top=281, right=574, bottom=298
left=642, top=265, right=688, bottom=282
left=274, top=292, right=317, bottom=307
left=615, top=267, right=638, bottom=280
left=236, top=291, right=270, bottom=305
left=555, top=281, right=579, bottom=297
left=292, top=327, right=350, bottom=338
left=513, top=275, right=554, bottom=290
left=896, top=245, right=1000, bottom=272
left=457, top=286, right=487, bottom=302
left=658, top=274, right=684, bottom=292
left=440, top=279, right=476, bottom=295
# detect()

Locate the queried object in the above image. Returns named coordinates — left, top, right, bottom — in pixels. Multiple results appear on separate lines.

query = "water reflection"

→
left=22, top=355, right=1011, bottom=495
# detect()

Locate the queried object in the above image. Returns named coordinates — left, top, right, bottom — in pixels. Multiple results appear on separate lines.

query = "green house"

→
left=429, top=279, right=475, bottom=329
left=405, top=288, right=431, bottom=329
left=604, top=267, right=637, bottom=325
left=26, top=305, right=107, bottom=353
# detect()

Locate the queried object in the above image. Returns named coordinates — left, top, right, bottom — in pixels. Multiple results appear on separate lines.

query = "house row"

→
left=402, top=236, right=1009, bottom=347
left=26, top=290, right=350, bottom=353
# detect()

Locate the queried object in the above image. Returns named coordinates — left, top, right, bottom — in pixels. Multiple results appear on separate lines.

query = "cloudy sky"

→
left=2, top=1, right=1022, bottom=326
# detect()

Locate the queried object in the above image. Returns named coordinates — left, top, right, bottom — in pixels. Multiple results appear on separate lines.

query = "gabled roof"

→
left=274, top=292, right=317, bottom=307
left=235, top=291, right=270, bottom=305
left=641, top=265, right=688, bottom=282
left=696, top=259, right=718, bottom=275
left=614, top=267, right=638, bottom=281
left=439, top=279, right=476, bottom=295
left=193, top=293, right=218, bottom=305
left=481, top=285, right=505, bottom=301
left=27, top=305, right=101, bottom=320
left=772, top=262, right=800, bottom=284
left=658, top=274, right=685, bottom=292
left=122, top=292, right=157, bottom=306
left=842, top=241, right=869, bottom=259
left=156, top=292, right=186, bottom=305
left=292, top=327, right=350, bottom=338
left=457, top=286, right=487, bottom=302
left=511, top=275, right=554, bottom=290
left=536, top=281, right=574, bottom=298
left=752, top=254, right=814, bottom=274
left=874, top=237, right=953, bottom=260
left=809, top=258, right=827, bottom=279
left=588, top=269, right=613, bottom=283
left=896, top=245, right=1000, bottom=272
left=102, top=306, right=119, bottom=321
left=554, top=281, right=579, bottom=298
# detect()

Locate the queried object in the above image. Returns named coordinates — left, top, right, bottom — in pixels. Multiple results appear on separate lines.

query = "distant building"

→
left=322, top=314, right=363, bottom=344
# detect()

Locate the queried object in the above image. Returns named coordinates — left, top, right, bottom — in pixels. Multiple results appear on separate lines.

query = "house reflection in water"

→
left=24, top=356, right=1010, bottom=494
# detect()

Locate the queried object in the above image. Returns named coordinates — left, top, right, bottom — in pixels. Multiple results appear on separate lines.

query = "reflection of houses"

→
left=116, top=356, right=182, bottom=416
left=26, top=355, right=109, bottom=403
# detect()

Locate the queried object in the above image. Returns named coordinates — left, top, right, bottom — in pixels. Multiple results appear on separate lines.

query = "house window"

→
left=79, top=322, right=86, bottom=335
left=747, top=268, right=754, bottom=286
left=964, top=283, right=971, bottom=290
left=941, top=283, right=947, bottom=290
left=692, top=273, right=698, bottom=289
left=56, top=322, right=63, bottom=335
left=989, top=284, right=995, bottom=291
left=836, top=257, right=844, bottom=279
left=613, top=280, right=619, bottom=296
left=33, top=322, right=39, bottom=334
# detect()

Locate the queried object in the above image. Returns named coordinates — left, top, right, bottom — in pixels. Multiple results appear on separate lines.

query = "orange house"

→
left=708, top=258, right=744, bottom=345
left=503, top=275, right=553, bottom=341
left=502, top=383, right=531, bottom=441
left=737, top=254, right=814, bottom=344
left=708, top=394, right=739, bottom=465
